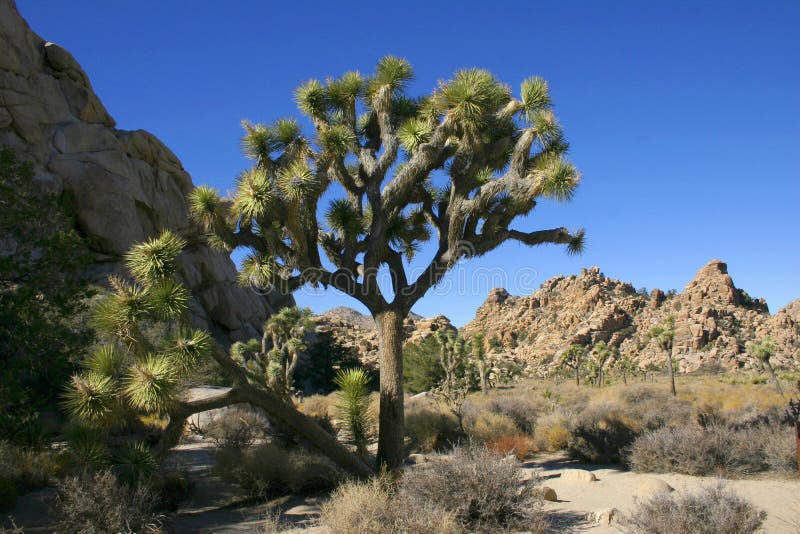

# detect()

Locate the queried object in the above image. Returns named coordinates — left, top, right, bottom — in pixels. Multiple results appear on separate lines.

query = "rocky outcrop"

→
left=313, top=307, right=455, bottom=367
left=0, top=0, right=289, bottom=344
left=465, top=260, right=799, bottom=373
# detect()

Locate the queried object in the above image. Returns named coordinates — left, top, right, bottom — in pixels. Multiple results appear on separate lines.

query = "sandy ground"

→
left=3, top=444, right=798, bottom=533
left=524, top=453, right=800, bottom=533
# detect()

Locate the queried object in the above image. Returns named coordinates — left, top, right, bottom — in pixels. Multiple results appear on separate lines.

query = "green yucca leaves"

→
left=65, top=426, right=111, bottom=469
left=398, top=117, right=432, bottom=153
left=533, top=154, right=581, bottom=202
left=371, top=55, right=413, bottom=95
left=437, top=69, right=510, bottom=127
left=125, top=230, right=186, bottom=284
left=334, top=368, right=372, bottom=454
left=327, top=71, right=364, bottom=108
left=234, top=167, right=273, bottom=219
left=276, top=159, right=318, bottom=202
left=241, top=120, right=277, bottom=163
left=319, top=124, right=356, bottom=157
left=238, top=253, right=276, bottom=287
left=114, top=441, right=158, bottom=484
left=86, top=345, right=126, bottom=378
left=567, top=229, right=585, bottom=256
left=147, top=278, right=189, bottom=321
left=273, top=118, right=302, bottom=146
left=62, top=372, right=118, bottom=427
left=168, top=328, right=213, bottom=372
left=520, top=76, right=552, bottom=116
left=92, top=281, right=152, bottom=339
left=122, top=355, right=178, bottom=414
left=188, top=185, right=223, bottom=229
left=295, top=79, right=328, bottom=119
left=746, top=337, right=776, bottom=363
left=325, top=198, right=364, bottom=235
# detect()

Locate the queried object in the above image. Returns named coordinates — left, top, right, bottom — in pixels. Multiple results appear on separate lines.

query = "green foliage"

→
left=746, top=337, right=776, bottom=363
left=293, top=332, right=365, bottom=394
left=404, top=336, right=446, bottom=393
left=62, top=231, right=213, bottom=445
left=334, top=368, right=373, bottom=455
left=114, top=442, right=158, bottom=484
left=0, top=147, right=93, bottom=445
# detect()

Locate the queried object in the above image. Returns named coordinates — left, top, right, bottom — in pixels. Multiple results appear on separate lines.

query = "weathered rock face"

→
left=313, top=307, right=455, bottom=367
left=0, top=0, right=290, bottom=344
left=464, top=260, right=799, bottom=373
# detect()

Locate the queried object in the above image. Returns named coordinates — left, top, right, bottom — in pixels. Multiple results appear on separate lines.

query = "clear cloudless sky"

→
left=16, top=0, right=800, bottom=326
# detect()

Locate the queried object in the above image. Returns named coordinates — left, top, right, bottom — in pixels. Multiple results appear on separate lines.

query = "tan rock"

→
left=589, top=507, right=621, bottom=525
left=560, top=469, right=597, bottom=482
left=636, top=478, right=675, bottom=497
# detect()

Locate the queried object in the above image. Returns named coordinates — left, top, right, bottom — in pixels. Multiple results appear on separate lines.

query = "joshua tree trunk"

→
left=795, top=422, right=799, bottom=479
left=575, top=367, right=580, bottom=386
left=667, top=349, right=677, bottom=396
left=376, top=309, right=405, bottom=470
left=478, top=361, right=489, bottom=395
left=764, top=360, right=784, bottom=395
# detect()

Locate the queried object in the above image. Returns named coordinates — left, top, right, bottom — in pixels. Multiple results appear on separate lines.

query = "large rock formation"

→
left=313, top=307, right=455, bottom=368
left=464, top=260, right=799, bottom=373
left=0, top=0, right=289, bottom=344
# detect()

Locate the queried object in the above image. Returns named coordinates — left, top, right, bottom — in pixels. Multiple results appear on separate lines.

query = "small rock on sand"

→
left=560, top=468, right=598, bottom=482
left=636, top=478, right=674, bottom=497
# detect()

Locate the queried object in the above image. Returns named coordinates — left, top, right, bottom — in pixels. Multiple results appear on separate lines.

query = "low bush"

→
left=626, top=482, right=766, bottom=534
left=485, top=395, right=541, bottom=434
left=487, top=434, right=534, bottom=459
left=320, top=445, right=547, bottom=533
left=464, top=410, right=519, bottom=443
left=628, top=423, right=789, bottom=476
left=53, top=470, right=163, bottom=534
left=400, top=445, right=547, bottom=532
left=405, top=403, right=462, bottom=452
left=214, top=442, right=342, bottom=496
left=568, top=404, right=637, bottom=463
left=319, top=477, right=458, bottom=534
left=0, top=441, right=61, bottom=506
left=533, top=410, right=572, bottom=451
left=205, top=406, right=270, bottom=449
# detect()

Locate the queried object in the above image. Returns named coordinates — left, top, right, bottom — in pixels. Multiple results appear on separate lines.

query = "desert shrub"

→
left=464, top=410, right=519, bottom=443
left=486, top=434, right=534, bottom=459
left=399, top=445, right=547, bottom=532
left=405, top=403, right=463, bottom=452
left=568, top=404, right=637, bottom=463
left=214, top=442, right=342, bottom=496
left=319, top=477, right=458, bottom=534
left=205, top=406, right=270, bottom=449
left=759, top=427, right=798, bottom=474
left=54, top=470, right=162, bottom=534
left=628, top=424, right=765, bottom=476
left=299, top=394, right=334, bottom=419
left=533, top=410, right=572, bottom=451
left=485, top=395, right=541, bottom=434
left=626, top=482, right=765, bottom=534
left=0, top=441, right=61, bottom=506
left=294, top=333, right=366, bottom=394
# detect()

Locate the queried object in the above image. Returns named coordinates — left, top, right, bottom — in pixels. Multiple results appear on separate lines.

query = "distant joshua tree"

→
left=746, top=336, right=783, bottom=395
left=591, top=340, right=617, bottom=388
left=470, top=332, right=490, bottom=395
left=189, top=57, right=583, bottom=468
left=616, top=352, right=638, bottom=385
left=559, top=344, right=587, bottom=386
left=648, top=315, right=677, bottom=396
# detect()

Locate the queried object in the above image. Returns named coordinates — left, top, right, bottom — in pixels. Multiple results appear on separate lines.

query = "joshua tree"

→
left=262, top=306, right=313, bottom=396
left=189, top=57, right=583, bottom=468
left=63, top=231, right=372, bottom=478
left=591, top=340, right=617, bottom=387
left=648, top=315, right=677, bottom=396
left=470, top=332, right=490, bottom=395
left=433, top=330, right=473, bottom=430
left=616, top=352, right=637, bottom=385
left=559, top=344, right=587, bottom=386
left=746, top=336, right=783, bottom=395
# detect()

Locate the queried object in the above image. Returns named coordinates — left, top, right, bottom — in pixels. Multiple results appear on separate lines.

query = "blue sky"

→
left=18, top=1, right=799, bottom=326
